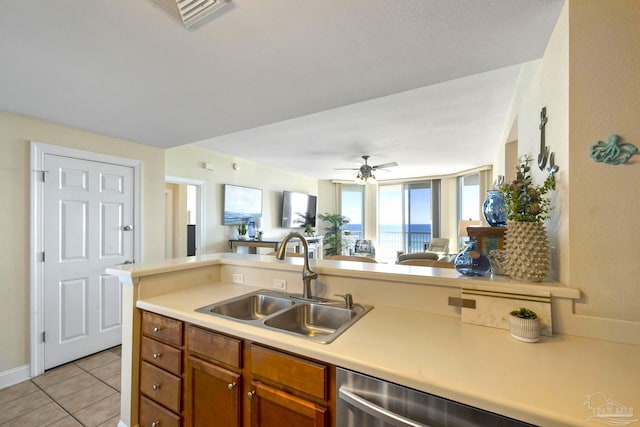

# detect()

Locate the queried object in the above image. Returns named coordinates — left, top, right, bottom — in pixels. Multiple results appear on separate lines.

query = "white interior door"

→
left=43, top=154, right=134, bottom=369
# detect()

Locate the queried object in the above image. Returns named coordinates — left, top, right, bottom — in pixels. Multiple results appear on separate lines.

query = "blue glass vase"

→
left=483, top=189, right=507, bottom=227
left=454, top=240, right=491, bottom=276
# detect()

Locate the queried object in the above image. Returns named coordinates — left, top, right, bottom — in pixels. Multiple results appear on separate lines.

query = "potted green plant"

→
left=499, top=155, right=556, bottom=281
left=237, top=223, right=248, bottom=240
left=303, top=223, right=315, bottom=237
left=318, top=213, right=349, bottom=256
left=509, top=307, right=541, bottom=342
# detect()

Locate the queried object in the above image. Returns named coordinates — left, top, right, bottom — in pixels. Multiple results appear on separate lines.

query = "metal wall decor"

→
left=538, top=107, right=549, bottom=170
left=537, top=107, right=559, bottom=181
left=590, top=134, right=638, bottom=165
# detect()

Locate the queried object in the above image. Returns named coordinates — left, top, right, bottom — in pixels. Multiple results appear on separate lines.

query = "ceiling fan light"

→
left=355, top=174, right=366, bottom=185
left=368, top=175, right=377, bottom=184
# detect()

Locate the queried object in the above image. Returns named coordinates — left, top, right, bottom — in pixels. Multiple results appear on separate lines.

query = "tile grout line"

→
left=29, top=379, right=83, bottom=427
left=0, top=384, right=52, bottom=426
left=73, top=359, right=121, bottom=394
left=1, top=347, right=122, bottom=426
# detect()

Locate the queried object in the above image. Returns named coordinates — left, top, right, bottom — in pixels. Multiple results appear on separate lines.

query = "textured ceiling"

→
left=0, top=0, right=564, bottom=180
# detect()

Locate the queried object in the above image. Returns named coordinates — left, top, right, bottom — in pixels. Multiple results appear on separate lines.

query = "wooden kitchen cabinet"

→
left=185, top=325, right=243, bottom=427
left=248, top=344, right=331, bottom=427
left=139, top=311, right=335, bottom=427
left=140, top=311, right=185, bottom=425
left=248, top=381, right=328, bottom=427
left=185, top=355, right=242, bottom=426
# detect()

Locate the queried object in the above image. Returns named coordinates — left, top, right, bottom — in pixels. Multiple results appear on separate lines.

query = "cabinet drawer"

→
left=142, top=311, right=183, bottom=347
left=187, top=325, right=242, bottom=369
left=141, top=336, right=183, bottom=376
left=140, top=395, right=181, bottom=427
left=250, top=344, right=328, bottom=401
left=140, top=361, right=182, bottom=413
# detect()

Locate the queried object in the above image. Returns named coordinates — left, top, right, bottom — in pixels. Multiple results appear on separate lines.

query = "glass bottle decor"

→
left=482, top=189, right=507, bottom=227
left=247, top=220, right=257, bottom=239
left=454, top=239, right=491, bottom=276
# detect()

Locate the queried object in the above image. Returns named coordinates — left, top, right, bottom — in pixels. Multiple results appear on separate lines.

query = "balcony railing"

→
left=378, top=231, right=432, bottom=262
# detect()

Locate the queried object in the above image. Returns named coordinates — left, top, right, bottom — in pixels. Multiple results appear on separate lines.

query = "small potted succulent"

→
left=509, top=307, right=541, bottom=343
left=237, top=223, right=248, bottom=240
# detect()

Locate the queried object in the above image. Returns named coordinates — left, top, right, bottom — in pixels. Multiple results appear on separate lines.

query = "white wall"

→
left=165, top=145, right=318, bottom=254
left=498, top=0, right=640, bottom=323
left=0, top=111, right=165, bottom=375
left=567, top=0, right=640, bottom=321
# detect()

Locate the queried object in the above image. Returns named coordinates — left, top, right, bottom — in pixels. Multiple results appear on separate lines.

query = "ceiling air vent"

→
left=151, top=0, right=232, bottom=29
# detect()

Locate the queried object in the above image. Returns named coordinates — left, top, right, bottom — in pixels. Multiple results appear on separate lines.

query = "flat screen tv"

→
left=281, top=191, right=317, bottom=228
left=223, top=184, right=262, bottom=225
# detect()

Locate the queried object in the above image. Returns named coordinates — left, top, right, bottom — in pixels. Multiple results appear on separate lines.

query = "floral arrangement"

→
left=500, top=155, right=556, bottom=222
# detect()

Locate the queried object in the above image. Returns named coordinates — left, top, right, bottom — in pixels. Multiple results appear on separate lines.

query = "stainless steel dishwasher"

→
left=336, top=368, right=536, bottom=427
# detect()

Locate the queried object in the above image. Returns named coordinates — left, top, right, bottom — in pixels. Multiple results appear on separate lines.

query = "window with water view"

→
left=378, top=181, right=438, bottom=262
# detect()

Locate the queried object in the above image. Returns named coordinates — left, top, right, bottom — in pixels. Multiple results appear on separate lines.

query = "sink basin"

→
left=264, top=303, right=368, bottom=343
left=195, top=290, right=294, bottom=321
left=195, top=289, right=373, bottom=344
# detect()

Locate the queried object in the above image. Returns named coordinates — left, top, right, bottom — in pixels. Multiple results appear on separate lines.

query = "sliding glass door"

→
left=378, top=181, right=439, bottom=262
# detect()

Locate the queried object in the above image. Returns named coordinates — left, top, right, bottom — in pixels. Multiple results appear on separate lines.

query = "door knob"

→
left=247, top=390, right=255, bottom=400
left=122, top=225, right=133, bottom=231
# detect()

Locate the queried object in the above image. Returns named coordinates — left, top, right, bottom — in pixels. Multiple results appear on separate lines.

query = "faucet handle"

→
left=334, top=293, right=353, bottom=309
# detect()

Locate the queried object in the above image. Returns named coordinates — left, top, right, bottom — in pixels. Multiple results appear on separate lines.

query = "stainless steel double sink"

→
left=195, top=290, right=373, bottom=344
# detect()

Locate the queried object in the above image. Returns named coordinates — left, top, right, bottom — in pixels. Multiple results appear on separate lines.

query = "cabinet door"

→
left=249, top=381, right=328, bottom=427
left=185, top=356, right=241, bottom=427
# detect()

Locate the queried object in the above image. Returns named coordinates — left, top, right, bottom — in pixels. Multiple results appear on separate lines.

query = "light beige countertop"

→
left=137, top=282, right=640, bottom=427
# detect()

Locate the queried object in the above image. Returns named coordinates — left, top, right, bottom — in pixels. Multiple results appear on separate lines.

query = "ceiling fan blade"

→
left=334, top=167, right=360, bottom=171
left=372, top=162, right=398, bottom=170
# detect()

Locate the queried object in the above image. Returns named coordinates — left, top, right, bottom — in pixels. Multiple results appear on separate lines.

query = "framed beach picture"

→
left=223, top=184, right=263, bottom=225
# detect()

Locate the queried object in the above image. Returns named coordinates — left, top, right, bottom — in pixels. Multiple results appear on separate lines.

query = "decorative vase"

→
left=482, top=190, right=507, bottom=227
left=504, top=221, right=550, bottom=282
left=247, top=220, right=256, bottom=239
left=509, top=315, right=541, bottom=343
left=454, top=240, right=491, bottom=276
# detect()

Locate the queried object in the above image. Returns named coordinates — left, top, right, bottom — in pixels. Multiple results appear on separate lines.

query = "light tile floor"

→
left=0, top=346, right=121, bottom=426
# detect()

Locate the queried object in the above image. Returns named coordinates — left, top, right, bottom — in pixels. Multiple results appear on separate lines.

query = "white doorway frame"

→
left=165, top=176, right=206, bottom=256
left=30, top=141, right=142, bottom=377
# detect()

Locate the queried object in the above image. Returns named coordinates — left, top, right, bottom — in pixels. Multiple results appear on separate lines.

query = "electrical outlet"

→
left=232, top=273, right=244, bottom=284
left=272, top=279, right=287, bottom=290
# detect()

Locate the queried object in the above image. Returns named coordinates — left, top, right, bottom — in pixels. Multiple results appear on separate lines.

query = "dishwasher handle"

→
left=338, top=386, right=432, bottom=427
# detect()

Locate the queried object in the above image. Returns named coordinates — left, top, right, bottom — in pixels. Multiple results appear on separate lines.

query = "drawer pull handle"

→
left=151, top=422, right=160, bottom=427
left=152, top=353, right=161, bottom=359
left=153, top=327, right=161, bottom=333
left=247, top=390, right=255, bottom=400
left=228, top=382, right=236, bottom=390
left=152, top=384, right=161, bottom=391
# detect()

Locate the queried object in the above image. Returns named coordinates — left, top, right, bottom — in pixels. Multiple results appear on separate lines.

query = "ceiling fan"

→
left=335, top=155, right=398, bottom=184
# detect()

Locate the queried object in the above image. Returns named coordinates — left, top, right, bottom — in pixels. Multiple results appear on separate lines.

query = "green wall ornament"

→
left=590, top=135, right=637, bottom=165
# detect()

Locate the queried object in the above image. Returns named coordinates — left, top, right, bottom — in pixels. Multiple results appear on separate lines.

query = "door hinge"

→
left=41, top=252, right=45, bottom=262
left=42, top=331, right=46, bottom=343
left=32, top=170, right=48, bottom=182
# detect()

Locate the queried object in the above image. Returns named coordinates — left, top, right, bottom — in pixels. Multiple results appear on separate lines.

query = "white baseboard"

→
left=0, top=365, right=31, bottom=389
left=117, top=421, right=128, bottom=427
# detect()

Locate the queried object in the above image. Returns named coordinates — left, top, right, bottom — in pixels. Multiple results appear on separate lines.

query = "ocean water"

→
left=345, top=224, right=432, bottom=233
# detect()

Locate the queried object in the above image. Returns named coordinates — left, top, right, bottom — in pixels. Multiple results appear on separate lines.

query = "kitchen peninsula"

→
left=108, top=253, right=640, bottom=427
